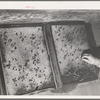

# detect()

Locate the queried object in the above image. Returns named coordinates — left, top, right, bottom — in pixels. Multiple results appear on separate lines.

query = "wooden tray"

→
left=0, top=23, right=55, bottom=95
left=0, top=21, right=98, bottom=95
left=46, top=21, right=99, bottom=85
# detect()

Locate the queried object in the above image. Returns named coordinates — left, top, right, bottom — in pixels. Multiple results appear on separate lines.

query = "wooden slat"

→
left=43, top=23, right=63, bottom=89
left=0, top=56, right=7, bottom=95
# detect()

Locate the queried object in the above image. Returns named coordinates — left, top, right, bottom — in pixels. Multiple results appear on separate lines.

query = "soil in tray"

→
left=51, top=24, right=98, bottom=84
left=0, top=27, right=55, bottom=95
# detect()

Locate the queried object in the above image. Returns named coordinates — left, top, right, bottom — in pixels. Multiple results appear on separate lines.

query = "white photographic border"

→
left=0, top=1, right=100, bottom=99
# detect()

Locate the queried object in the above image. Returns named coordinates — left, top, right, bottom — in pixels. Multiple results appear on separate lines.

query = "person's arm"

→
left=82, top=53, right=100, bottom=68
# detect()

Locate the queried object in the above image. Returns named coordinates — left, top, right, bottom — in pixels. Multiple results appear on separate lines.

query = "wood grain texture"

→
left=44, top=24, right=63, bottom=89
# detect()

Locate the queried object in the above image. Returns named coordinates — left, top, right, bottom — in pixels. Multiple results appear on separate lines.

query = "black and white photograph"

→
left=0, top=2, right=100, bottom=97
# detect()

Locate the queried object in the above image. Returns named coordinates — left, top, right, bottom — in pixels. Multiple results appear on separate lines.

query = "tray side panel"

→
left=44, top=24, right=63, bottom=89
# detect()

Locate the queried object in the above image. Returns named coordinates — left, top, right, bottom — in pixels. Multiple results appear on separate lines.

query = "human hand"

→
left=82, top=53, right=100, bottom=66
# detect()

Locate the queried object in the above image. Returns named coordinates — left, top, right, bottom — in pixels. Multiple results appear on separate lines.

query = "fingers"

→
left=81, top=53, right=99, bottom=65
left=82, top=58, right=91, bottom=64
left=82, top=54, right=92, bottom=64
left=82, top=53, right=94, bottom=59
left=82, top=56, right=92, bottom=60
left=82, top=53, right=92, bottom=57
left=82, top=56, right=92, bottom=64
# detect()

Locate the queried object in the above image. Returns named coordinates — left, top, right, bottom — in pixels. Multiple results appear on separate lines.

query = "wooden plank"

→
left=49, top=20, right=86, bottom=25
left=0, top=23, right=43, bottom=28
left=0, top=58, right=7, bottom=95
left=43, top=23, right=63, bottom=89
